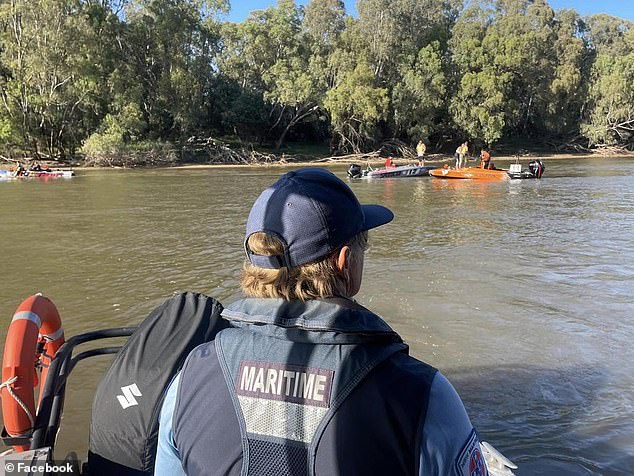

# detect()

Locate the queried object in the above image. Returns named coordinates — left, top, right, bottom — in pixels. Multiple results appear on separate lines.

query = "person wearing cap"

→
left=154, top=168, right=485, bottom=476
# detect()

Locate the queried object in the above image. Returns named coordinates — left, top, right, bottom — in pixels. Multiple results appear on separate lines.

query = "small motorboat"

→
left=429, top=160, right=545, bottom=181
left=506, top=160, right=545, bottom=180
left=430, top=166, right=510, bottom=180
left=348, top=163, right=437, bottom=179
left=0, top=169, right=75, bottom=180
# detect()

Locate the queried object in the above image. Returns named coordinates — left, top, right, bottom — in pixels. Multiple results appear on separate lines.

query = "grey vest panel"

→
left=215, top=326, right=405, bottom=475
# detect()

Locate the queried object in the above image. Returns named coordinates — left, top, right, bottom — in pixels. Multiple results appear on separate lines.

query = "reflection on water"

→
left=1, top=159, right=633, bottom=474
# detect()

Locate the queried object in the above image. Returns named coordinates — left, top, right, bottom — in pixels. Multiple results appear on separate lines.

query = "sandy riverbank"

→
left=168, top=151, right=634, bottom=170
left=2, top=151, right=632, bottom=172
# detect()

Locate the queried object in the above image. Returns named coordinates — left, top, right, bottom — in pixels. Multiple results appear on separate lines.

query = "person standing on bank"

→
left=154, top=168, right=487, bottom=476
left=417, top=140, right=427, bottom=165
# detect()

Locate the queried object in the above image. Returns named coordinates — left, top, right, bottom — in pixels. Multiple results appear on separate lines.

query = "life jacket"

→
left=172, top=297, right=437, bottom=476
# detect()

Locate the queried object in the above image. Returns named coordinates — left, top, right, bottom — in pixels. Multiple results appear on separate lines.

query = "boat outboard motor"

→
left=347, top=163, right=363, bottom=179
left=87, top=292, right=229, bottom=476
left=528, top=160, right=545, bottom=178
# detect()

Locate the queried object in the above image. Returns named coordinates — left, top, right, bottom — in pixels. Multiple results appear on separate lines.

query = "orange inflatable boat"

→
left=429, top=167, right=509, bottom=181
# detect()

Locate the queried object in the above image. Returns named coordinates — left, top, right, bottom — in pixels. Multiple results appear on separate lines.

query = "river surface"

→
left=1, top=158, right=633, bottom=475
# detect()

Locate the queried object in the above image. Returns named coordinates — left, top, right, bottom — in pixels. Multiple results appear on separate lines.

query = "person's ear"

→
left=336, top=246, right=351, bottom=273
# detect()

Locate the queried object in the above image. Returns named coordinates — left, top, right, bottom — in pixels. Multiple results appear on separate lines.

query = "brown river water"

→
left=1, top=158, right=633, bottom=475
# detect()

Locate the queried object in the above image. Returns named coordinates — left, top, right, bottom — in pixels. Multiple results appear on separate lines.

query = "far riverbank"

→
left=168, top=150, right=634, bottom=171
left=2, top=149, right=633, bottom=172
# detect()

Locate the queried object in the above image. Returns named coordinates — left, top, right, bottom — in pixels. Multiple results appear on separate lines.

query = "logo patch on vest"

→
left=237, top=361, right=333, bottom=408
left=455, top=429, right=488, bottom=476
left=116, top=383, right=142, bottom=409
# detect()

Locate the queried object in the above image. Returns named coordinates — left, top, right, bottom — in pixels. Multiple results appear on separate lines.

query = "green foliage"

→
left=0, top=0, right=633, bottom=159
left=582, top=52, right=634, bottom=147
left=82, top=104, right=145, bottom=156
left=0, top=116, right=17, bottom=146
left=581, top=16, right=634, bottom=148
left=0, top=0, right=107, bottom=156
left=585, top=14, right=634, bottom=55
left=448, top=0, right=595, bottom=144
left=450, top=70, right=510, bottom=145
left=392, top=42, right=447, bottom=141
left=324, top=63, right=389, bottom=152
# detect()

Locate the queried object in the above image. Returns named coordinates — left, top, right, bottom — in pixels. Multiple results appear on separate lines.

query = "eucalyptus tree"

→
left=545, top=8, right=590, bottom=136
left=449, top=0, right=509, bottom=145
left=219, top=0, right=326, bottom=150
left=324, top=0, right=458, bottom=151
left=391, top=41, right=446, bottom=143
left=449, top=0, right=588, bottom=145
left=302, top=0, right=346, bottom=93
left=585, top=14, right=633, bottom=56
left=582, top=20, right=634, bottom=148
left=353, top=0, right=459, bottom=83
left=0, top=0, right=110, bottom=156
left=111, top=0, right=228, bottom=141
left=324, top=62, right=389, bottom=152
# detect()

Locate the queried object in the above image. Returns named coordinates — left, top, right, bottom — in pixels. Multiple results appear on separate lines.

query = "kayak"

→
left=430, top=167, right=510, bottom=180
left=348, top=164, right=437, bottom=179
left=0, top=169, right=75, bottom=180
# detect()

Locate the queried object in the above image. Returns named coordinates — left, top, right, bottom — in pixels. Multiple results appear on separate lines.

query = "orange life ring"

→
left=1, top=294, right=64, bottom=451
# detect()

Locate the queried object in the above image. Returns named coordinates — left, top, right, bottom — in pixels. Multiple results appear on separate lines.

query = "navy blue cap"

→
left=245, top=168, right=393, bottom=269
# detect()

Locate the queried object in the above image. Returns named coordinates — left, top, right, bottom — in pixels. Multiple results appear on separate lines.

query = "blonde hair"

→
left=241, top=231, right=369, bottom=301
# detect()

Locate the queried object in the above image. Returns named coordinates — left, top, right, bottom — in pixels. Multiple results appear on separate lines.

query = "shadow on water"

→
left=448, top=365, right=634, bottom=476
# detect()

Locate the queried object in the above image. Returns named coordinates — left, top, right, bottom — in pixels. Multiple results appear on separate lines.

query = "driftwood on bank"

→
left=81, top=138, right=296, bottom=167
left=592, top=144, right=634, bottom=154
left=315, top=139, right=422, bottom=163
left=80, top=137, right=428, bottom=168
left=314, top=150, right=382, bottom=163
left=189, top=139, right=289, bottom=165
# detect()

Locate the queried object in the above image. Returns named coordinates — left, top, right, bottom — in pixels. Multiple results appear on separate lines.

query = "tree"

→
left=219, top=0, right=325, bottom=151
left=582, top=27, right=634, bottom=148
left=449, top=0, right=587, bottom=144
left=585, top=14, right=633, bottom=56
left=112, top=0, right=228, bottom=141
left=324, top=63, right=389, bottom=152
left=0, top=0, right=110, bottom=157
left=392, top=42, right=447, bottom=142
left=450, top=70, right=511, bottom=145
left=545, top=9, right=590, bottom=135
